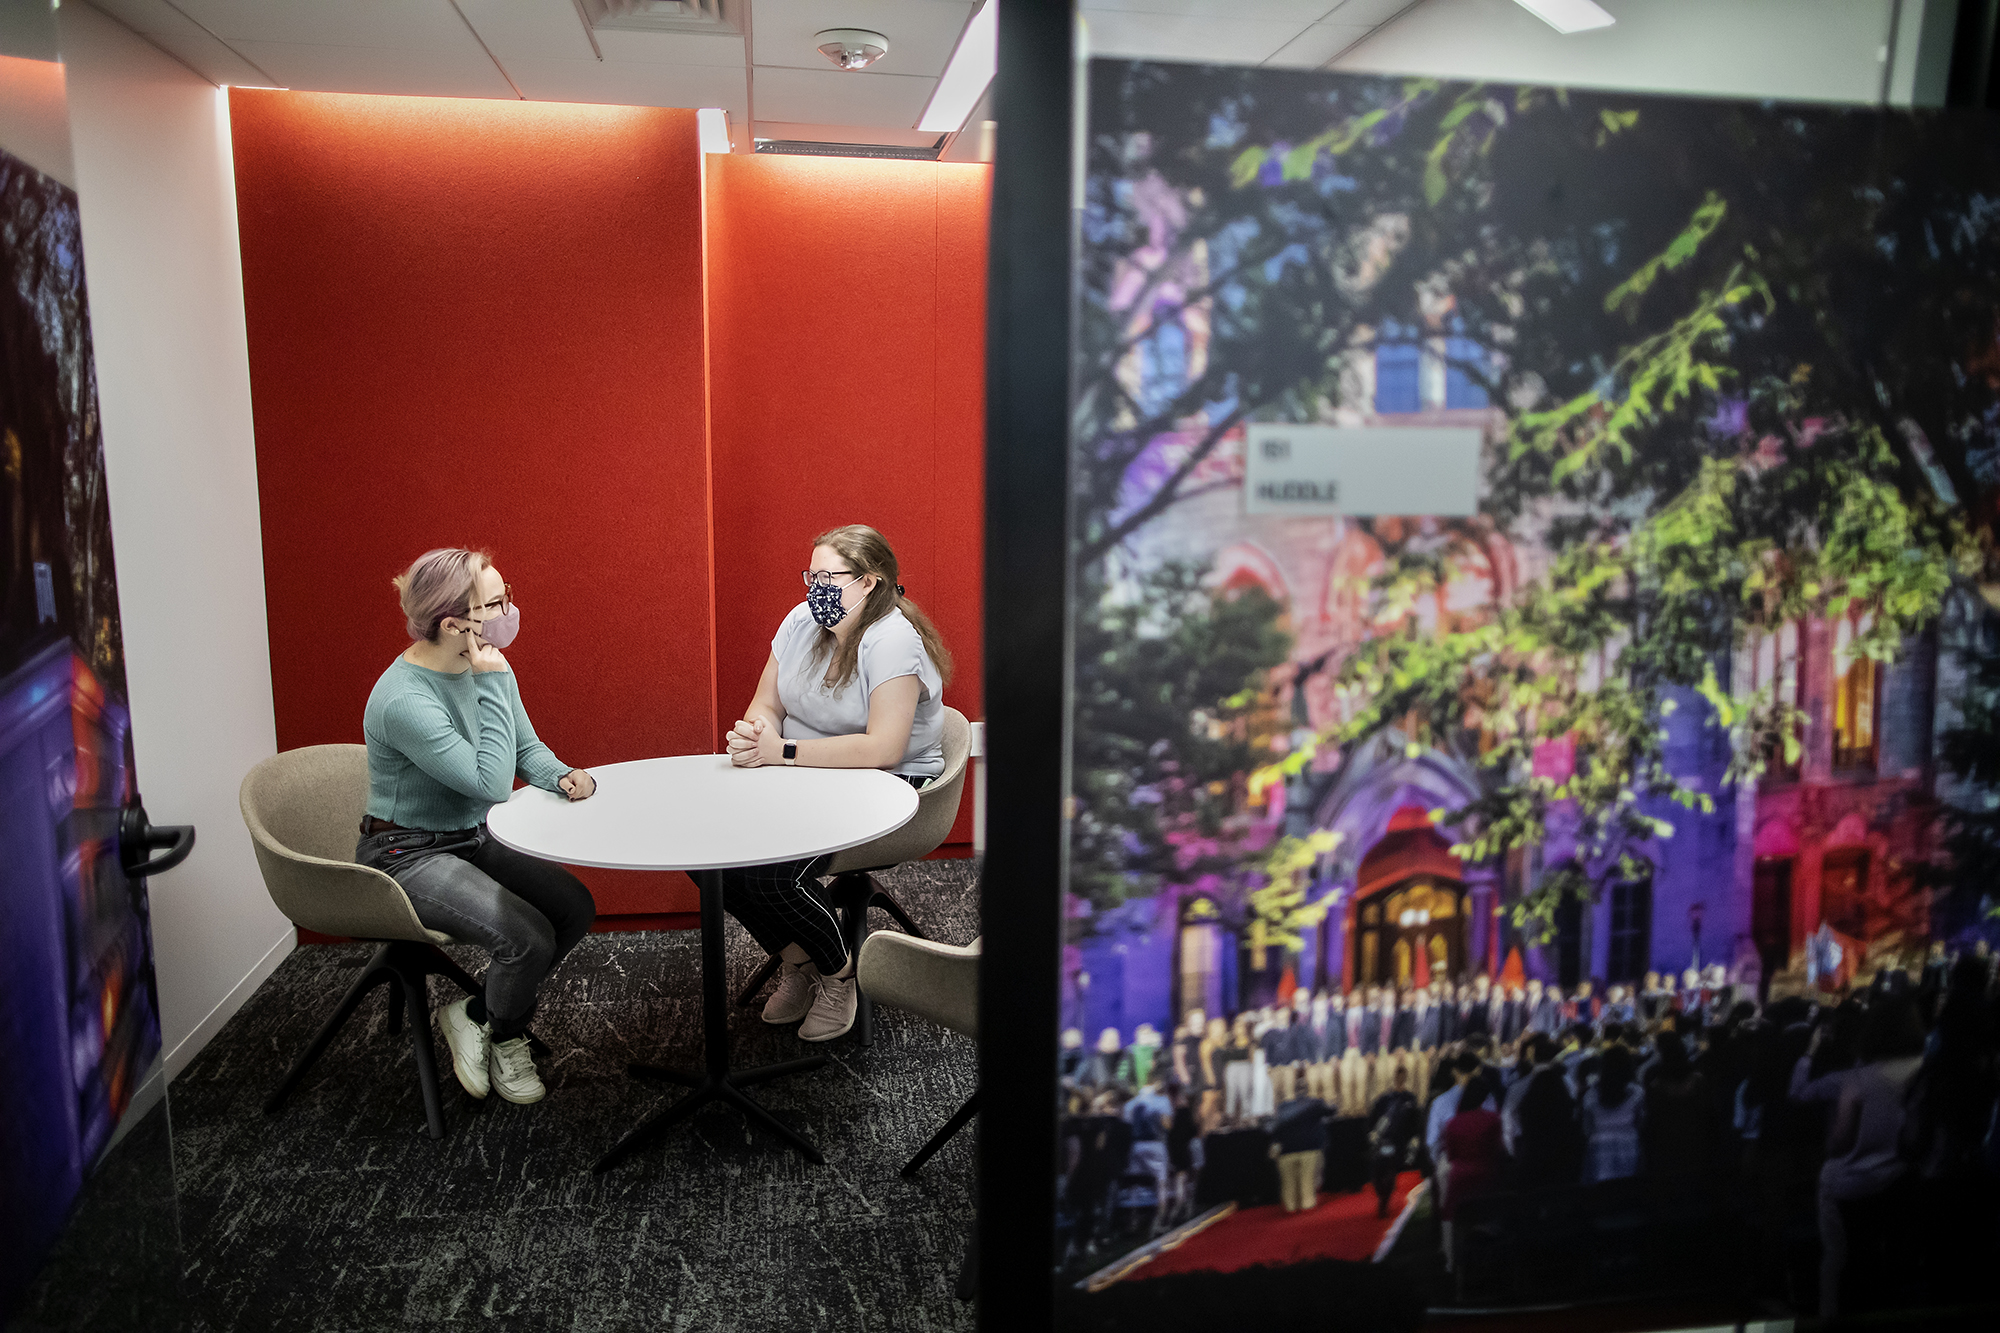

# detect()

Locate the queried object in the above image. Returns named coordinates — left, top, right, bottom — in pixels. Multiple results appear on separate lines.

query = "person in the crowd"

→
left=1350, top=985, right=1383, bottom=1110
left=1269, top=1089, right=1331, bottom=1214
left=357, top=548, right=597, bottom=1106
left=1439, top=1070, right=1507, bottom=1269
left=1513, top=1048, right=1583, bottom=1189
left=1524, top=977, right=1559, bottom=1036
left=1163, top=1081, right=1200, bottom=1228
left=1306, top=990, right=1344, bottom=1106
left=1679, top=967, right=1708, bottom=1027
left=1704, top=964, right=1736, bottom=1025
left=1600, top=984, right=1638, bottom=1030
left=1339, top=989, right=1369, bottom=1114
left=1581, top=1044, right=1645, bottom=1182
left=1426, top=1051, right=1479, bottom=1171
left=1124, top=1073, right=1174, bottom=1236
left=1367, top=1066, right=1422, bottom=1217
left=1501, top=1032, right=1548, bottom=1153
left=1377, top=987, right=1410, bottom=1102
left=1410, top=984, right=1442, bottom=1104
left=725, top=524, right=951, bottom=1041
left=1080, top=1027, right=1126, bottom=1092
left=1471, top=976, right=1499, bottom=1039
left=1639, top=970, right=1672, bottom=1024
left=1123, top=1023, right=1163, bottom=1090
left=1641, top=1031, right=1715, bottom=1180
left=1900, top=955, right=2000, bottom=1306
left=1197, top=1015, right=1231, bottom=1129
left=1566, top=980, right=1600, bottom=1028
left=1811, top=995, right=1927, bottom=1317
left=1221, top=1014, right=1257, bottom=1123
left=1426, top=979, right=1449, bottom=1046
left=1060, top=1027, right=1088, bottom=1100
left=1248, top=1011, right=1278, bottom=1118
left=1066, top=1092, right=1134, bottom=1258
left=1263, top=1003, right=1300, bottom=1102
left=1172, top=1009, right=1207, bottom=1094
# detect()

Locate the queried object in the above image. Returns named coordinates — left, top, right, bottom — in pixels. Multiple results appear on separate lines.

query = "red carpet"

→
left=1132, top=1173, right=1425, bottom=1280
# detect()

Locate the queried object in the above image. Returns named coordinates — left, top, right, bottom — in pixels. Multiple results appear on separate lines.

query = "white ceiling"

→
left=79, top=0, right=1424, bottom=153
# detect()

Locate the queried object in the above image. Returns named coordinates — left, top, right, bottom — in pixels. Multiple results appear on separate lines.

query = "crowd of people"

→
left=1058, top=944, right=2000, bottom=1317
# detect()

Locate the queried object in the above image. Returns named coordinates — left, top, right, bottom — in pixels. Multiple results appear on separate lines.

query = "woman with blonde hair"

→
left=724, top=524, right=952, bottom=1041
left=355, top=548, right=597, bottom=1106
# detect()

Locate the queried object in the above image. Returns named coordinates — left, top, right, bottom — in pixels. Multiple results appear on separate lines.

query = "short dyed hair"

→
left=391, top=547, right=490, bottom=642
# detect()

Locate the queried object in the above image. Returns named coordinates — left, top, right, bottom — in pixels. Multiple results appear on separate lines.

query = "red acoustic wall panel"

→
left=231, top=92, right=715, bottom=918
left=704, top=156, right=987, bottom=849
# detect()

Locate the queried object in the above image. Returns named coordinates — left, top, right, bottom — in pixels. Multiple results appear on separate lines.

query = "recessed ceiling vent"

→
left=582, top=0, right=736, bottom=35
left=755, top=139, right=944, bottom=162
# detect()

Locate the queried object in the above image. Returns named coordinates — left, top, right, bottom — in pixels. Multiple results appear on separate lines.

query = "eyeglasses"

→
left=802, top=570, right=860, bottom=590
left=465, top=583, right=513, bottom=617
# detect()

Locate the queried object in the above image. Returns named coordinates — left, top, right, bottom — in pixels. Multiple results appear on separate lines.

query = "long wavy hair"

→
left=807, top=524, right=953, bottom=691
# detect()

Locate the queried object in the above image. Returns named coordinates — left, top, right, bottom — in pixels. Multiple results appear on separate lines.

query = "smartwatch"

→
left=782, top=741, right=798, bottom=766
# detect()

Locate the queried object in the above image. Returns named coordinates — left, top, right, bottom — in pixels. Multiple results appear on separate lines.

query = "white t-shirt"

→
left=772, top=603, right=945, bottom=777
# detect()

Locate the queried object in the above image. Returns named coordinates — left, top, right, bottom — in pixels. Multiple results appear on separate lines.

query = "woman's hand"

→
left=726, top=718, right=766, bottom=767
left=559, top=769, right=595, bottom=801
left=463, top=634, right=510, bottom=674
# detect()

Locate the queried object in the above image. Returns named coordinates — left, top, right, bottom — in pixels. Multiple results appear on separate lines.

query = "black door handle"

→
left=120, top=804, right=196, bottom=879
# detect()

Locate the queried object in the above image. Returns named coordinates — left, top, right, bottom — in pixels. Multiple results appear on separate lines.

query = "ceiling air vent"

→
left=755, top=139, right=946, bottom=162
left=580, top=0, right=736, bottom=34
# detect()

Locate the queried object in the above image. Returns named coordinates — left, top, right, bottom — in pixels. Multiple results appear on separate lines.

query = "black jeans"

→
left=356, top=826, right=595, bottom=1039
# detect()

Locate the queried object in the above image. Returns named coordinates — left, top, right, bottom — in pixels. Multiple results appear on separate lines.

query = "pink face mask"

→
left=475, top=601, right=521, bottom=649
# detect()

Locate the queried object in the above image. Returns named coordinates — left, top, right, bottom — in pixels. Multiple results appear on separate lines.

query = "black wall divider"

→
left=977, top=0, right=1072, bottom=1326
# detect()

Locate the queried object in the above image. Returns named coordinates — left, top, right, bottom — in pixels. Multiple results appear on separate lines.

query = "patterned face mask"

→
left=807, top=578, right=854, bottom=629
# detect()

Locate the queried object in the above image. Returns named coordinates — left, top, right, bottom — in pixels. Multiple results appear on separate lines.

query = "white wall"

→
left=59, top=1, right=291, bottom=1094
left=1337, top=0, right=1921, bottom=106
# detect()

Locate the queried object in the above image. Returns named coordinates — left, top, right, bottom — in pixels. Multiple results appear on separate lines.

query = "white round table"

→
left=487, top=754, right=917, bottom=1170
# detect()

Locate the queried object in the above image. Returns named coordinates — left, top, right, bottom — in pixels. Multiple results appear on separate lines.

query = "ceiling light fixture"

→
left=917, top=0, right=997, bottom=134
left=1512, top=0, right=1616, bottom=34
left=815, top=28, right=891, bottom=71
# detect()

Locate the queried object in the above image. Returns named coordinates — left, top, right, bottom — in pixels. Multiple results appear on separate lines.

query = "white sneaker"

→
left=440, top=997, right=490, bottom=1099
left=487, top=1033, right=546, bottom=1104
left=798, top=970, right=857, bottom=1042
left=762, top=958, right=819, bottom=1025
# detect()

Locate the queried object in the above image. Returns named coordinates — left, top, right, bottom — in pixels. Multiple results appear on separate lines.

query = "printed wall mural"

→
left=1, top=130, right=162, bottom=1314
left=1059, top=61, right=2000, bottom=1323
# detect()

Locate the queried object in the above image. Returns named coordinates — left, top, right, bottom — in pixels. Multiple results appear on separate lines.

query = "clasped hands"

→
left=726, top=717, right=784, bottom=768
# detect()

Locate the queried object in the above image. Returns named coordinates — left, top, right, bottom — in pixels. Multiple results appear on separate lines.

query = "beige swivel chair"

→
left=240, top=743, right=488, bottom=1139
left=857, top=930, right=980, bottom=1301
left=856, top=931, right=979, bottom=1174
left=738, top=705, right=973, bottom=1046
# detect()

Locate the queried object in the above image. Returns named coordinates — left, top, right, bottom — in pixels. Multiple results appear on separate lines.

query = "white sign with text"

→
left=1243, top=424, right=1481, bottom=516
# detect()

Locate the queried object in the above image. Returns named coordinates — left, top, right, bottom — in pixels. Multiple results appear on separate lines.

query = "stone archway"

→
left=1307, top=732, right=1486, bottom=989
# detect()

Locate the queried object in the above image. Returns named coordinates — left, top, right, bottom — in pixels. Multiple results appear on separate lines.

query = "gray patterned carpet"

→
left=17, top=859, right=980, bottom=1333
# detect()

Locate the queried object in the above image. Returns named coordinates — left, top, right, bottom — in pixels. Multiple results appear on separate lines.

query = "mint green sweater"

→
left=362, top=655, right=572, bottom=831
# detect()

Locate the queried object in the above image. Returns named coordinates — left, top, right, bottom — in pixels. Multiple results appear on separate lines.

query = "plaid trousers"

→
left=719, top=854, right=843, bottom=973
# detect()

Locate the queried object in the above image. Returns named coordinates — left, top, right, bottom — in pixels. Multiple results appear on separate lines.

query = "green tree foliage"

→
left=1078, top=64, right=2000, bottom=938
left=1069, top=562, right=1292, bottom=924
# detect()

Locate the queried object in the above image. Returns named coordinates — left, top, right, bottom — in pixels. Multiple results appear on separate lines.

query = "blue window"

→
left=1444, top=335, right=1489, bottom=409
left=1374, top=324, right=1420, bottom=414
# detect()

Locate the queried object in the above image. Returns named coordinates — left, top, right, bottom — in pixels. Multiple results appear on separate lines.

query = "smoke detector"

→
left=815, top=28, right=890, bottom=70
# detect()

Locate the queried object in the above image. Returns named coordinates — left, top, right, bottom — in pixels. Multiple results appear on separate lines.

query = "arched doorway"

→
left=1348, top=806, right=1467, bottom=988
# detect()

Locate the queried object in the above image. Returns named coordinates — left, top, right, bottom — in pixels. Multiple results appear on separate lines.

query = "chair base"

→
left=263, top=939, right=486, bottom=1140
left=903, top=1089, right=976, bottom=1178
left=733, top=870, right=929, bottom=1048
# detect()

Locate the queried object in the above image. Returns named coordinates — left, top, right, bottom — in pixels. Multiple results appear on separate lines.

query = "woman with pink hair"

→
left=354, top=547, right=597, bottom=1107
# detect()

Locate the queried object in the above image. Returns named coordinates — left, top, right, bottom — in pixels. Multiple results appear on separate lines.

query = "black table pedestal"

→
left=592, top=868, right=828, bottom=1172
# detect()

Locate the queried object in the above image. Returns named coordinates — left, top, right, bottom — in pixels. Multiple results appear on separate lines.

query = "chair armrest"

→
left=248, top=841, right=452, bottom=945
left=857, top=933, right=979, bottom=1040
